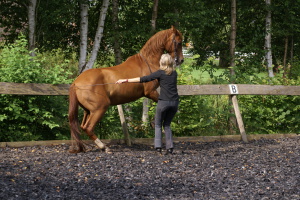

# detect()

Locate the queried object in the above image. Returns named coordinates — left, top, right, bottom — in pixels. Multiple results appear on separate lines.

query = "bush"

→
left=240, top=95, right=300, bottom=134
left=0, top=35, right=74, bottom=142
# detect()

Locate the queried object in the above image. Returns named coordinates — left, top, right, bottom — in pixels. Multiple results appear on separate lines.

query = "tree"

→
left=78, top=1, right=89, bottom=73
left=0, top=1, right=27, bottom=43
left=85, top=0, right=109, bottom=71
left=271, top=0, right=300, bottom=78
left=265, top=0, right=274, bottom=78
left=79, top=0, right=110, bottom=73
left=229, top=0, right=237, bottom=79
left=112, top=0, right=122, bottom=65
left=28, top=0, right=37, bottom=56
left=0, top=0, right=37, bottom=55
left=151, top=0, right=159, bottom=34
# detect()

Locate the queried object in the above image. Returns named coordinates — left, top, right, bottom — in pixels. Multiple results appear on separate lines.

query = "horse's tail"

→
left=68, top=85, right=85, bottom=153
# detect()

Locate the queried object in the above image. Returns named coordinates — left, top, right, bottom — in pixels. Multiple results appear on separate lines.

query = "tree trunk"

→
left=28, top=0, right=37, bottom=57
left=85, top=0, right=110, bottom=71
left=289, top=36, right=294, bottom=77
left=112, top=0, right=122, bottom=65
left=283, top=36, right=288, bottom=78
left=229, top=0, right=236, bottom=77
left=79, top=1, right=89, bottom=73
left=219, top=49, right=230, bottom=69
left=151, top=0, right=159, bottom=34
left=265, top=0, right=274, bottom=78
left=142, top=0, right=159, bottom=125
left=229, top=0, right=237, bottom=134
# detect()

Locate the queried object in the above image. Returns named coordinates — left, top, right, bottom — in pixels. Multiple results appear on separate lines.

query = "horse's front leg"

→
left=144, top=81, right=159, bottom=102
left=146, top=90, right=159, bottom=102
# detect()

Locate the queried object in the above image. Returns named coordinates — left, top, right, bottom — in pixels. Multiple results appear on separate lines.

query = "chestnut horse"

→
left=68, top=26, right=184, bottom=153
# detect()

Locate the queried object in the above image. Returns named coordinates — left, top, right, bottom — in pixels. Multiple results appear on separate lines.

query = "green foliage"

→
left=289, top=57, right=300, bottom=80
left=0, top=36, right=74, bottom=142
left=1, top=0, right=300, bottom=71
left=191, top=57, right=300, bottom=135
left=1, top=0, right=300, bottom=141
left=237, top=73, right=300, bottom=134
left=240, top=95, right=300, bottom=134
left=1, top=36, right=299, bottom=142
left=171, top=60, right=231, bottom=136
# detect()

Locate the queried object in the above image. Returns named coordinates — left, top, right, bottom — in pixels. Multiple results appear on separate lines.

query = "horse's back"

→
left=74, top=54, right=143, bottom=84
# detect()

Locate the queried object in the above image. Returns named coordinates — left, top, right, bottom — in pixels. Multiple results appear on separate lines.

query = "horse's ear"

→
left=171, top=25, right=177, bottom=34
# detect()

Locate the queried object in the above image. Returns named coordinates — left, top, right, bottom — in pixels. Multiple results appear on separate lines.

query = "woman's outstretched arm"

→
left=115, top=77, right=141, bottom=84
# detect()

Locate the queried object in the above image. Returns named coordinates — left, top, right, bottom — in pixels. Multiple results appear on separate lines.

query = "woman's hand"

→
left=115, top=79, right=128, bottom=84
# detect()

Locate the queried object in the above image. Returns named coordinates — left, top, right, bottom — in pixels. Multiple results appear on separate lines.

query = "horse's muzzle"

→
left=175, top=58, right=184, bottom=65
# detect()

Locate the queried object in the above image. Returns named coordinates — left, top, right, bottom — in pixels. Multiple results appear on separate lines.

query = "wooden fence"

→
left=1, top=82, right=299, bottom=96
left=1, top=82, right=300, bottom=144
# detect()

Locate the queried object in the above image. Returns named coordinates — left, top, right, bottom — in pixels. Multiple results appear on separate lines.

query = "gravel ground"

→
left=1, top=137, right=300, bottom=200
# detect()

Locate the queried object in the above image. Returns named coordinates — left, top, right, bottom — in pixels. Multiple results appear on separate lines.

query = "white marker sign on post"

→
left=229, top=84, right=239, bottom=94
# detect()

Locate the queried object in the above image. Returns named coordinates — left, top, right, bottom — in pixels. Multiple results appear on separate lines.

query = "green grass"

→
left=191, top=68, right=226, bottom=81
left=182, top=56, right=272, bottom=83
left=181, top=56, right=224, bottom=82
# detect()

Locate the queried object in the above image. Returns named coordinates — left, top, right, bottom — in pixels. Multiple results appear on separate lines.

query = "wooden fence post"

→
left=117, top=105, right=131, bottom=146
left=231, top=95, right=248, bottom=142
left=228, top=84, right=248, bottom=142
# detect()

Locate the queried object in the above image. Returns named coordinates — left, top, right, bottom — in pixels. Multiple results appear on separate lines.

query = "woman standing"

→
left=116, top=54, right=179, bottom=154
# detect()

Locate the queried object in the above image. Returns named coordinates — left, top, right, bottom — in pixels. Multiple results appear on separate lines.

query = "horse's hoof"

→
left=69, top=146, right=85, bottom=153
left=69, top=149, right=80, bottom=154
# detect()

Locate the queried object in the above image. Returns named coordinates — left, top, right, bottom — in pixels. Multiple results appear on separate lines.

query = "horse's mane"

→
left=140, top=28, right=173, bottom=58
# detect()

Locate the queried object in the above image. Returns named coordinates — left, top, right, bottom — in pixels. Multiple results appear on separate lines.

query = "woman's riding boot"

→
left=156, top=148, right=162, bottom=154
left=166, top=148, right=173, bottom=155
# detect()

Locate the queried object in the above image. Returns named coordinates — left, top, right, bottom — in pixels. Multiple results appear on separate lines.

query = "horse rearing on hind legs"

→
left=68, top=26, right=184, bottom=153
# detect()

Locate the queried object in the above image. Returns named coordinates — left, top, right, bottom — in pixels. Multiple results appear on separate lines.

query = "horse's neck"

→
left=140, top=50, right=162, bottom=70
left=140, top=30, right=169, bottom=70
left=139, top=46, right=164, bottom=72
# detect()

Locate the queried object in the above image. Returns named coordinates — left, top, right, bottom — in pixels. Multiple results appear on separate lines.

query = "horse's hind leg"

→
left=81, top=110, right=89, bottom=129
left=81, top=108, right=109, bottom=151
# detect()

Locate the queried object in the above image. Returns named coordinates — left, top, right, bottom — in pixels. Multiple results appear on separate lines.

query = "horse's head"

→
left=140, top=26, right=184, bottom=67
left=166, top=26, right=184, bottom=66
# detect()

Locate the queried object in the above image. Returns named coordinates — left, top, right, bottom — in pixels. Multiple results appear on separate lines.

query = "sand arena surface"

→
left=1, top=137, right=299, bottom=199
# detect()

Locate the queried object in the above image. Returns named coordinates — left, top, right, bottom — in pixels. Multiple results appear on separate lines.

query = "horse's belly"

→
left=109, top=90, right=144, bottom=105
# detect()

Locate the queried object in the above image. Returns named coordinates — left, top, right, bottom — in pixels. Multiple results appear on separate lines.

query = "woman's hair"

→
left=159, top=54, right=175, bottom=75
